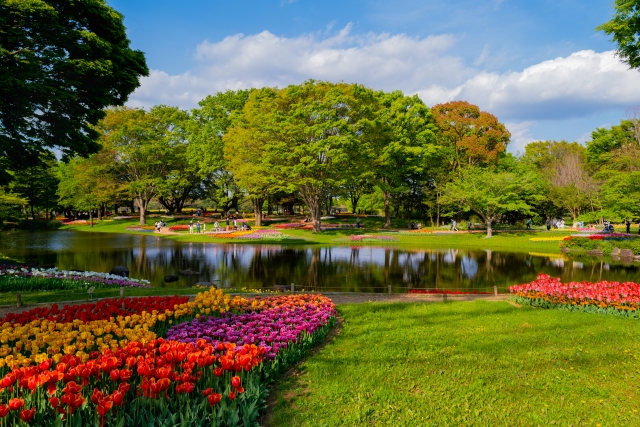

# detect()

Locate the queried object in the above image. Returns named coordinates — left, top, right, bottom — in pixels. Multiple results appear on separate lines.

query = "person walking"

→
left=546, top=219, right=551, bottom=231
left=526, top=218, right=532, bottom=230
left=189, top=220, right=193, bottom=234
left=225, top=216, right=230, bottom=231
left=451, top=219, right=458, bottom=232
left=626, top=218, right=631, bottom=234
left=203, top=222, right=206, bottom=233
left=467, top=220, right=472, bottom=232
left=196, top=220, right=201, bottom=234
left=214, top=220, right=219, bottom=232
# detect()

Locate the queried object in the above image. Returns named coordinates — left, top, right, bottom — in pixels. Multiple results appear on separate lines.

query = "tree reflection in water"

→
left=2, top=231, right=640, bottom=292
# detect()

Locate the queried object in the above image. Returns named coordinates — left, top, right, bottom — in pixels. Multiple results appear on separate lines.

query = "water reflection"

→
left=1, top=231, right=639, bottom=292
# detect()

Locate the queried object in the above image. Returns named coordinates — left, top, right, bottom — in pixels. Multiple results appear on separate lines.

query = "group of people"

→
left=188, top=219, right=204, bottom=233
left=545, top=218, right=566, bottom=230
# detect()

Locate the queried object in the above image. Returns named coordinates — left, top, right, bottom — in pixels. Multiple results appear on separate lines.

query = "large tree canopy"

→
left=598, top=0, right=640, bottom=69
left=432, top=101, right=510, bottom=170
left=0, top=0, right=148, bottom=167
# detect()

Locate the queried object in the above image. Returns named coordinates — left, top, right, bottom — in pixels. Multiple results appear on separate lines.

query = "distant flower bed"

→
left=560, top=234, right=640, bottom=255
left=511, top=273, right=640, bottom=317
left=408, top=289, right=491, bottom=295
left=169, top=224, right=190, bottom=231
left=349, top=235, right=398, bottom=242
left=272, top=223, right=304, bottom=229
left=0, top=267, right=152, bottom=291
left=529, top=236, right=571, bottom=241
left=209, top=230, right=288, bottom=240
left=60, top=219, right=89, bottom=225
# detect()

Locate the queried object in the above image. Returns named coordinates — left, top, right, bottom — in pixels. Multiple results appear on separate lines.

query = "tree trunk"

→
left=97, top=205, right=102, bottom=221
left=89, top=209, right=94, bottom=228
left=486, top=218, right=493, bottom=237
left=312, top=203, right=321, bottom=232
left=383, top=191, right=391, bottom=228
left=252, top=198, right=264, bottom=227
left=350, top=195, right=360, bottom=214
left=30, top=205, right=35, bottom=220
left=137, top=198, right=147, bottom=225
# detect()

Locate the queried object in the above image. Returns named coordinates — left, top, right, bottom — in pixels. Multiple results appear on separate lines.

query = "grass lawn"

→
left=60, top=219, right=567, bottom=254
left=268, top=301, right=640, bottom=427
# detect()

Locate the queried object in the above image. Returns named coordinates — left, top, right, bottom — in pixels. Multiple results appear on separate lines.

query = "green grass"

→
left=61, top=218, right=567, bottom=254
left=268, top=301, right=640, bottom=427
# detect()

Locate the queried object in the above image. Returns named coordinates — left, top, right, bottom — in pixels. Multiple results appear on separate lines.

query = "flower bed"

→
left=0, top=290, right=336, bottom=426
left=510, top=273, right=640, bottom=317
left=168, top=224, right=190, bottom=231
left=349, top=235, right=398, bottom=242
left=408, top=289, right=491, bottom=295
left=0, top=267, right=152, bottom=292
left=272, top=223, right=304, bottom=229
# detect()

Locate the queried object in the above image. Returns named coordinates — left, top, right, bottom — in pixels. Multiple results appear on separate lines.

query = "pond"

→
left=1, top=231, right=639, bottom=293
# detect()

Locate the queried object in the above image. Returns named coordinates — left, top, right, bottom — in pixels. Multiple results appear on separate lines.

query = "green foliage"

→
left=269, top=301, right=640, bottom=427
left=442, top=167, right=545, bottom=236
left=0, top=0, right=148, bottom=168
left=598, top=0, right=640, bottom=69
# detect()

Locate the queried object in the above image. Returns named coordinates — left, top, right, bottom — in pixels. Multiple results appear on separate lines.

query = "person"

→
left=189, top=220, right=193, bottom=234
left=626, top=218, right=631, bottom=234
left=451, top=219, right=458, bottom=232
left=546, top=219, right=551, bottom=231
left=526, top=218, right=532, bottom=230
left=154, top=221, right=160, bottom=232
left=226, top=216, right=230, bottom=230
left=203, top=222, right=206, bottom=233
left=552, top=218, right=557, bottom=229
left=196, top=220, right=201, bottom=233
left=356, top=217, right=361, bottom=228
left=233, top=218, right=237, bottom=230
left=213, top=220, right=219, bottom=232
left=410, top=221, right=415, bottom=230
left=467, top=221, right=472, bottom=232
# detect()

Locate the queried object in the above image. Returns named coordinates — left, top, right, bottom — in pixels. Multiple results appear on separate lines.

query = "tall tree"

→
left=598, top=0, right=640, bottom=69
left=0, top=0, right=148, bottom=168
left=225, top=81, right=377, bottom=232
left=441, top=167, right=544, bottom=237
left=432, top=101, right=510, bottom=170
left=97, top=106, right=188, bottom=225
left=10, top=151, right=59, bottom=219
left=372, top=91, right=439, bottom=227
left=189, top=90, right=251, bottom=216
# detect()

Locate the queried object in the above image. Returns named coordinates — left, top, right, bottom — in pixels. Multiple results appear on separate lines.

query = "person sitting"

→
left=410, top=221, right=416, bottom=230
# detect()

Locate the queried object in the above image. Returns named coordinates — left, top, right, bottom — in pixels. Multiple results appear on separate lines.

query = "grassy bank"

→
left=59, top=218, right=567, bottom=254
left=268, top=300, right=640, bottom=426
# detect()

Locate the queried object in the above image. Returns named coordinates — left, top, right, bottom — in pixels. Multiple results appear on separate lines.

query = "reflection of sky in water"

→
left=461, top=256, right=478, bottom=279
left=3, top=231, right=640, bottom=291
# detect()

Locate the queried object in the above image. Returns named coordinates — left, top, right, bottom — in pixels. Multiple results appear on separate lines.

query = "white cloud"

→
left=127, top=27, right=640, bottom=134
left=504, top=121, right=536, bottom=154
left=420, top=50, right=640, bottom=120
left=128, top=26, right=474, bottom=109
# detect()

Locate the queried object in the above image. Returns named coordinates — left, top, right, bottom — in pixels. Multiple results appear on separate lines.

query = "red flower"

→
left=228, top=391, right=236, bottom=401
left=213, top=368, right=222, bottom=377
left=201, top=388, right=212, bottom=397
left=19, top=408, right=36, bottom=423
left=8, top=398, right=24, bottom=411
left=207, top=393, right=222, bottom=406
left=49, top=397, right=60, bottom=408
left=0, top=405, right=8, bottom=418
left=231, top=375, right=241, bottom=389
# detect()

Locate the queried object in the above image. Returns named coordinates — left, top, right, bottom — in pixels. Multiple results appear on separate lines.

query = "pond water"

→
left=1, top=231, right=639, bottom=293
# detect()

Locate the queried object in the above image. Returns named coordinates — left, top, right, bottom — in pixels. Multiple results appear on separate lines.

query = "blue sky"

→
left=109, top=0, right=637, bottom=153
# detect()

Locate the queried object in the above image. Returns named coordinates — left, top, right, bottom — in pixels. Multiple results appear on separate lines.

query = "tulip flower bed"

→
left=0, top=267, right=152, bottom=292
left=168, top=224, right=190, bottom=231
left=271, top=223, right=304, bottom=229
left=348, top=235, right=398, bottom=242
left=510, top=273, right=640, bottom=317
left=0, top=290, right=336, bottom=426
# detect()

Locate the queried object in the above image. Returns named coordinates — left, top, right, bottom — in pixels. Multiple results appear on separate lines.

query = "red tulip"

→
left=207, top=393, right=222, bottom=406
left=8, top=398, right=24, bottom=411
left=19, top=408, right=35, bottom=423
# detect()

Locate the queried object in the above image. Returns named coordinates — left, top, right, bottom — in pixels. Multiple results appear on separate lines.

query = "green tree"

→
left=598, top=0, right=640, bottom=69
left=189, top=90, right=251, bottom=216
left=57, top=157, right=101, bottom=226
left=371, top=91, right=439, bottom=227
left=0, top=0, right=148, bottom=168
left=441, top=167, right=543, bottom=237
left=10, top=151, right=59, bottom=219
left=97, top=106, right=187, bottom=225
left=225, top=81, right=377, bottom=232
